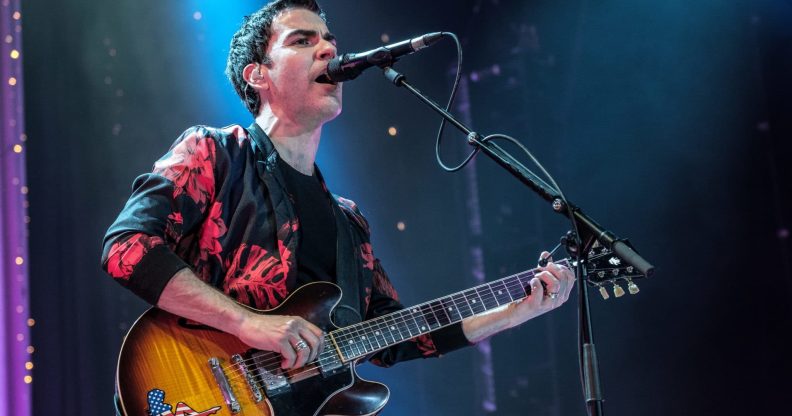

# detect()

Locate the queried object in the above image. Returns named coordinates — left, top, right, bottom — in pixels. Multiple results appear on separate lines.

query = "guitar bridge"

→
left=232, top=354, right=263, bottom=403
left=208, top=357, right=241, bottom=413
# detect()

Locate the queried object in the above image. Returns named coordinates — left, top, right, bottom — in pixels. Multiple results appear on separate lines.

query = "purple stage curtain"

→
left=0, top=0, right=31, bottom=415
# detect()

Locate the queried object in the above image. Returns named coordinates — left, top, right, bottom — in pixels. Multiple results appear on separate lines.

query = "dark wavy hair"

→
left=226, top=0, right=326, bottom=116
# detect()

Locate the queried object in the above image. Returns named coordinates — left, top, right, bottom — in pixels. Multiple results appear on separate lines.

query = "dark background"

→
left=22, top=0, right=791, bottom=415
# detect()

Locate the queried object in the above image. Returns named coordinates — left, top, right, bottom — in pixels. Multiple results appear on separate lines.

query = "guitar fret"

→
left=492, top=280, right=513, bottom=303
left=358, top=323, right=375, bottom=353
left=396, top=311, right=414, bottom=339
left=464, top=289, right=486, bottom=315
left=410, top=307, right=430, bottom=334
left=432, top=300, right=451, bottom=326
left=420, top=303, right=441, bottom=330
left=508, top=277, right=524, bottom=300
left=370, top=319, right=388, bottom=349
left=482, top=283, right=501, bottom=309
left=440, top=297, right=461, bottom=322
left=382, top=315, right=400, bottom=344
left=452, top=293, right=474, bottom=319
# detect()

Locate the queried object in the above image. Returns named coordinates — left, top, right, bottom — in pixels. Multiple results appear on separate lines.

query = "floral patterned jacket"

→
left=101, top=123, right=469, bottom=366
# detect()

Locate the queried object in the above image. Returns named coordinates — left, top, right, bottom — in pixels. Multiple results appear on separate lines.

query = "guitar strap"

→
left=331, top=201, right=363, bottom=327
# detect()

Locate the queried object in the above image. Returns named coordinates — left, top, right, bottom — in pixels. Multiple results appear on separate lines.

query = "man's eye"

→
left=294, top=38, right=311, bottom=46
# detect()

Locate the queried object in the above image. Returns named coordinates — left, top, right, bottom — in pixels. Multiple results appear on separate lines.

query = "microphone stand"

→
left=381, top=66, right=655, bottom=416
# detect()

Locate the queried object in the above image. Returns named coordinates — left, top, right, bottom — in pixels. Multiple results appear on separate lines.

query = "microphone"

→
left=319, top=32, right=444, bottom=83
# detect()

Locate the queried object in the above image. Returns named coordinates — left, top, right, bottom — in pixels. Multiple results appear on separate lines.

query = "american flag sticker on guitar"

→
left=146, top=388, right=221, bottom=416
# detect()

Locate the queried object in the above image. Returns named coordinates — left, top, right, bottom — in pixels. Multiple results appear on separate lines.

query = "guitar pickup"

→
left=317, top=347, right=345, bottom=378
left=251, top=351, right=291, bottom=397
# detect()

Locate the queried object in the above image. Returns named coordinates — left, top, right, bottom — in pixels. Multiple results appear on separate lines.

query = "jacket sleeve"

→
left=364, top=258, right=473, bottom=367
left=101, top=126, right=228, bottom=305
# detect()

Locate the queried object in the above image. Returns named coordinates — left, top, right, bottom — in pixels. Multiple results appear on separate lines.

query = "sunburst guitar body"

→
left=116, top=282, right=389, bottom=416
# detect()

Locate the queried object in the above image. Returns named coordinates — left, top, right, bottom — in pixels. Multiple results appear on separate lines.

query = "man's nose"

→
left=317, top=40, right=336, bottom=61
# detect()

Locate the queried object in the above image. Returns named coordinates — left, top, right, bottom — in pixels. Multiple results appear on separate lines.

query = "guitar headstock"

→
left=580, top=241, right=648, bottom=300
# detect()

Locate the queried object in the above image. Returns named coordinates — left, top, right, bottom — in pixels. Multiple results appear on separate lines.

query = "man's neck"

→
left=255, top=108, right=322, bottom=176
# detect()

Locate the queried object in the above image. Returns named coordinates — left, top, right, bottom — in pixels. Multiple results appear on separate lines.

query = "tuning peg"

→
left=628, top=281, right=640, bottom=295
left=598, top=286, right=610, bottom=300
left=613, top=283, right=625, bottom=298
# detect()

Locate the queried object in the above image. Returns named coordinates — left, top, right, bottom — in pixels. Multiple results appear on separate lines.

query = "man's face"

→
left=261, top=8, right=342, bottom=125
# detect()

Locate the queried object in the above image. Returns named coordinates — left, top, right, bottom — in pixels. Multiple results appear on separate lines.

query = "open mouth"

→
left=314, top=74, right=337, bottom=85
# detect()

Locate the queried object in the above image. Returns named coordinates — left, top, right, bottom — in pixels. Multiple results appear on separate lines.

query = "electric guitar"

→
left=115, top=246, right=644, bottom=416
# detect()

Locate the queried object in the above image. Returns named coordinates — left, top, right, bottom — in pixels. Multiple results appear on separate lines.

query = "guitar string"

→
left=219, top=264, right=546, bottom=378
left=156, top=268, right=553, bottom=409
left=219, top=265, right=566, bottom=385
left=220, top=276, right=535, bottom=386
left=227, top=259, right=636, bottom=388
left=218, top=259, right=574, bottom=384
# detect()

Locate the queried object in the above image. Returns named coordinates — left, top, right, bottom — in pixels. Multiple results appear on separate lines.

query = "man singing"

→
left=102, top=0, right=574, bottom=413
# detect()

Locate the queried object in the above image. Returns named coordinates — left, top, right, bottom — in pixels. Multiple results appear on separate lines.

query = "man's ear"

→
left=243, top=63, right=268, bottom=91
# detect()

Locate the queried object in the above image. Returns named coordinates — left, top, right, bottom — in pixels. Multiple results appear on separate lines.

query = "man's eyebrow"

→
left=285, top=29, right=336, bottom=43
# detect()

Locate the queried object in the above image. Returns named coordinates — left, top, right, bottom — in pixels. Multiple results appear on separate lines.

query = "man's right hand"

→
left=157, top=268, right=326, bottom=371
left=235, top=314, right=325, bottom=370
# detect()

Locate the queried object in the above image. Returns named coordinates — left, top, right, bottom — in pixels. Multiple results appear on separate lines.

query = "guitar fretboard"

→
left=329, top=259, right=570, bottom=361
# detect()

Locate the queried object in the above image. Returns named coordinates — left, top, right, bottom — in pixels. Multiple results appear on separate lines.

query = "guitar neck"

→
left=330, top=259, right=570, bottom=361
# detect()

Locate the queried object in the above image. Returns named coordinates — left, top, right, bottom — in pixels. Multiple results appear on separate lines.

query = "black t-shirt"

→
left=277, top=157, right=337, bottom=285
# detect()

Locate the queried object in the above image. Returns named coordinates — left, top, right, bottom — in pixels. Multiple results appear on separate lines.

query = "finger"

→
left=542, top=262, right=574, bottom=301
left=536, top=270, right=561, bottom=301
left=526, top=277, right=543, bottom=307
left=291, top=338, right=311, bottom=369
left=294, top=318, right=324, bottom=361
left=298, top=327, right=322, bottom=363
left=538, top=251, right=553, bottom=267
left=279, top=340, right=297, bottom=369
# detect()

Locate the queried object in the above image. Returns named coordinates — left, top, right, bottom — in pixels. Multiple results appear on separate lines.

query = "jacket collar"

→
left=247, top=122, right=279, bottom=170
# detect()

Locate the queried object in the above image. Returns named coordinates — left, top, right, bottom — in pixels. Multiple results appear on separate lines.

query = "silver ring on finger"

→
left=293, top=339, right=309, bottom=352
left=547, top=292, right=559, bottom=300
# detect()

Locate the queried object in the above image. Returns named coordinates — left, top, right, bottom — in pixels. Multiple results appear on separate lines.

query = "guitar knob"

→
left=598, top=286, right=610, bottom=300
left=628, top=281, right=640, bottom=295
left=613, top=283, right=625, bottom=298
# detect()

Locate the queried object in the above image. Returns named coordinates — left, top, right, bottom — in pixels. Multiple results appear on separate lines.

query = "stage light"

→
left=23, top=376, right=31, bottom=384
left=15, top=256, right=23, bottom=265
left=10, top=49, right=19, bottom=59
left=8, top=76, right=17, bottom=85
left=397, top=221, right=406, bottom=231
left=13, top=144, right=22, bottom=153
left=25, top=362, right=33, bottom=370
left=388, top=126, right=397, bottom=136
